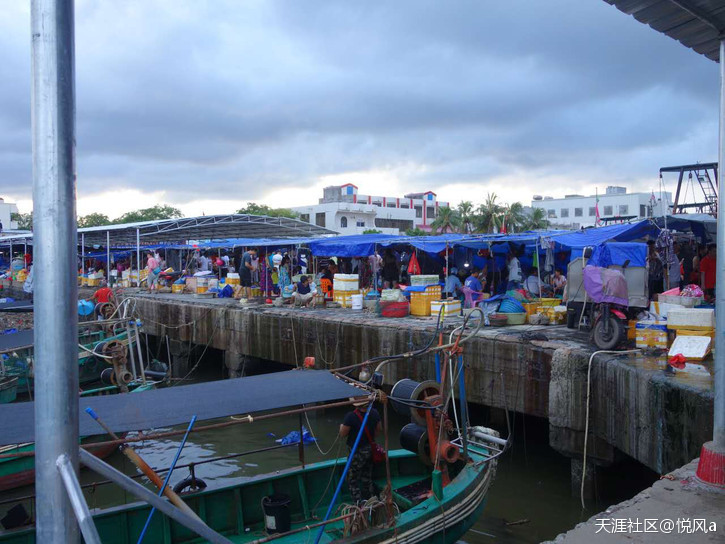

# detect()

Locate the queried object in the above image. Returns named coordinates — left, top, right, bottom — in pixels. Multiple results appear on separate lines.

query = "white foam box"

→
left=333, top=273, right=359, bottom=292
left=649, top=301, right=682, bottom=319
left=431, top=299, right=461, bottom=317
left=635, top=320, right=668, bottom=349
left=410, top=275, right=440, bottom=286
left=658, top=294, right=703, bottom=308
left=666, top=308, right=715, bottom=331
left=668, top=335, right=711, bottom=361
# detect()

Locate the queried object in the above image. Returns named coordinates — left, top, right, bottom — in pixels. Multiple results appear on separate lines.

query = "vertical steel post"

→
left=106, top=230, right=110, bottom=285
left=714, top=38, right=725, bottom=449
left=136, top=228, right=140, bottom=287
left=31, top=0, right=78, bottom=541
left=81, top=232, right=84, bottom=276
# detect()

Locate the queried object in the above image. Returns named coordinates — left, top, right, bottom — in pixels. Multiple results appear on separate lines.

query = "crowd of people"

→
left=647, top=239, right=717, bottom=301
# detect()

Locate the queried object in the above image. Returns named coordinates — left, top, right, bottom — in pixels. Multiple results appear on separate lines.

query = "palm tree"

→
left=524, top=207, right=549, bottom=230
left=474, top=193, right=503, bottom=233
left=457, top=201, right=474, bottom=234
left=430, top=206, right=461, bottom=234
left=502, top=202, right=526, bottom=233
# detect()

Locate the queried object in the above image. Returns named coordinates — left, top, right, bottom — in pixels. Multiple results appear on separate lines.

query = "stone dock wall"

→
left=126, top=293, right=714, bottom=478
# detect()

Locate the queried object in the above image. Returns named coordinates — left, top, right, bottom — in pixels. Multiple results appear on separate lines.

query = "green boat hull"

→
left=0, top=446, right=496, bottom=544
left=0, top=383, right=155, bottom=492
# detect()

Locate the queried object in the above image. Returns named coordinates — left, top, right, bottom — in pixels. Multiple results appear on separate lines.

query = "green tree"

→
left=502, top=202, right=526, bottom=233
left=114, top=204, right=183, bottom=224
left=523, top=207, right=549, bottom=231
left=236, top=203, right=298, bottom=219
left=11, top=212, right=33, bottom=230
left=78, top=213, right=111, bottom=228
left=362, top=228, right=383, bottom=234
left=404, top=227, right=428, bottom=236
left=473, top=193, right=503, bottom=233
left=430, top=206, right=461, bottom=234
left=457, top=201, right=474, bottom=234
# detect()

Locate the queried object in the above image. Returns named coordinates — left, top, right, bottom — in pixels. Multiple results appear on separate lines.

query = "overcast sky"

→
left=0, top=1, right=719, bottom=217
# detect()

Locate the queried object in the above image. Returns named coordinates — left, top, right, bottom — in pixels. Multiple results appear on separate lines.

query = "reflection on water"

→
left=0, top=393, right=651, bottom=542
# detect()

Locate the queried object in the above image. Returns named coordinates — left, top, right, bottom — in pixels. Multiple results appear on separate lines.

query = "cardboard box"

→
left=635, top=320, right=668, bottom=349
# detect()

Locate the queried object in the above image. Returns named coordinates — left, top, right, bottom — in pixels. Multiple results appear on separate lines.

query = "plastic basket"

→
left=410, top=286, right=442, bottom=316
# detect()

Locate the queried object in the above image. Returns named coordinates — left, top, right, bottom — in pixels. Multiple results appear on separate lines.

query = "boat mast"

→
left=31, top=0, right=79, bottom=541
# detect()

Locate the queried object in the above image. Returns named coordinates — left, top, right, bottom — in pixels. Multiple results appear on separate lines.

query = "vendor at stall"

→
left=382, top=249, right=399, bottom=288
left=700, top=243, right=717, bottom=301
left=506, top=251, right=522, bottom=290
left=292, top=275, right=315, bottom=307
left=464, top=268, right=486, bottom=303
left=551, top=268, right=566, bottom=295
left=443, top=267, right=462, bottom=300
left=524, top=267, right=552, bottom=297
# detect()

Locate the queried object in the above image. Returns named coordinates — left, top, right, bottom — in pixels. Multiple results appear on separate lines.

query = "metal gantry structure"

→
left=660, top=162, right=719, bottom=217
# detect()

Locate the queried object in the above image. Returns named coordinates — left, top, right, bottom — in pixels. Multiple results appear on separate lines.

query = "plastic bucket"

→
left=261, top=494, right=291, bottom=534
left=350, top=294, right=363, bottom=310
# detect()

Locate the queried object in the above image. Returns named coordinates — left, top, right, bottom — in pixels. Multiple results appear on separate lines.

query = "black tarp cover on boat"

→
left=0, top=330, right=33, bottom=353
left=0, top=369, right=367, bottom=446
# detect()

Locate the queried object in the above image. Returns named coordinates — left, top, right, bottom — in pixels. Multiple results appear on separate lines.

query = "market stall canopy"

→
left=655, top=214, right=717, bottom=242
left=0, top=214, right=336, bottom=247
left=307, top=233, right=402, bottom=257
left=588, top=242, right=648, bottom=268
left=549, top=220, right=658, bottom=254
left=603, top=0, right=724, bottom=62
left=0, top=369, right=368, bottom=445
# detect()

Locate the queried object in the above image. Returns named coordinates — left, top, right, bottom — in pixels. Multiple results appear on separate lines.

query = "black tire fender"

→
left=172, top=477, right=207, bottom=495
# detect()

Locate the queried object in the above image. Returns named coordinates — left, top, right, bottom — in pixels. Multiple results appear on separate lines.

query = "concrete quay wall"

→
left=126, top=293, right=713, bottom=476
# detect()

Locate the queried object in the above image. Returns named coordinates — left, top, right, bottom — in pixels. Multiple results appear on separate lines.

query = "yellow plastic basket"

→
left=410, top=286, right=442, bottom=316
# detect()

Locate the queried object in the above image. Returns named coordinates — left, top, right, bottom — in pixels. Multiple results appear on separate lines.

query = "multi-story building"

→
left=531, top=186, right=672, bottom=229
left=0, top=198, right=19, bottom=231
left=292, top=184, right=449, bottom=235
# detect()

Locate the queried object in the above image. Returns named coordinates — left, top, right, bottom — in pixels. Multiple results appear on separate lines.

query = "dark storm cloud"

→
left=0, top=0, right=718, bottom=207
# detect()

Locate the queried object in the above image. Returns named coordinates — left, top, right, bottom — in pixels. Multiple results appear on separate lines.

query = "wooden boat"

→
left=0, top=382, right=155, bottom=492
left=0, top=376, right=18, bottom=404
left=0, top=328, right=138, bottom=395
left=0, top=315, right=500, bottom=543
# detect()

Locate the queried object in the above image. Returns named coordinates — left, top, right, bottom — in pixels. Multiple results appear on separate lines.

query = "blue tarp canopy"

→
left=654, top=214, right=716, bottom=242
left=549, top=220, right=658, bottom=255
left=195, top=237, right=316, bottom=249
left=588, top=242, right=647, bottom=268
left=307, top=234, right=401, bottom=257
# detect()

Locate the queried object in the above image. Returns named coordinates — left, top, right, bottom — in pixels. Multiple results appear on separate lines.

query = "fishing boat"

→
left=0, top=381, right=156, bottom=492
left=0, top=318, right=149, bottom=396
left=0, top=376, right=18, bottom=404
left=0, top=312, right=503, bottom=543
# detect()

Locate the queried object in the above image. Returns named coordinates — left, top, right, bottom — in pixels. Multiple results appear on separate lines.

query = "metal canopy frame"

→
left=0, top=213, right=335, bottom=247
left=660, top=162, right=719, bottom=216
left=604, top=0, right=725, bottom=62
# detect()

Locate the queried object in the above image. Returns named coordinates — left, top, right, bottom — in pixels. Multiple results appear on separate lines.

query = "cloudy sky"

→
left=0, top=1, right=719, bottom=217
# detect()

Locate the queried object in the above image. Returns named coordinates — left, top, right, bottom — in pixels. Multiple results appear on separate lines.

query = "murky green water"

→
left=0, top=375, right=648, bottom=543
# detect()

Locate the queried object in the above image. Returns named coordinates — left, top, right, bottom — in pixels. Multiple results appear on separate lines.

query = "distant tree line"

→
left=429, top=193, right=549, bottom=234
left=11, top=202, right=300, bottom=231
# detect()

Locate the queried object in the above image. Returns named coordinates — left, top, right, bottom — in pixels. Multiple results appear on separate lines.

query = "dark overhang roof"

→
left=0, top=214, right=335, bottom=246
left=604, top=0, right=725, bottom=62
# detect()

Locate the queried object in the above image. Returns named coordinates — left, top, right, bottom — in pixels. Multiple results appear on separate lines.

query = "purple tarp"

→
left=582, top=266, right=628, bottom=306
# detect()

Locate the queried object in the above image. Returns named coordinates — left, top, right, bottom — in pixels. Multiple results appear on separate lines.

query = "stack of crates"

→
left=333, top=274, right=360, bottom=308
left=410, top=285, right=442, bottom=316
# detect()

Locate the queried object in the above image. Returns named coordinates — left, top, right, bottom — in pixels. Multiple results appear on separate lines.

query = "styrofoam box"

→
left=333, top=274, right=359, bottom=292
left=635, top=320, right=668, bottom=349
left=410, top=275, right=440, bottom=286
left=649, top=301, right=682, bottom=319
left=658, top=294, right=703, bottom=308
left=431, top=299, right=461, bottom=317
left=667, top=308, right=715, bottom=330
left=668, top=336, right=711, bottom=361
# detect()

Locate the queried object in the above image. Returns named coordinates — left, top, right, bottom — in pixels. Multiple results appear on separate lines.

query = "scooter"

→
left=585, top=260, right=631, bottom=350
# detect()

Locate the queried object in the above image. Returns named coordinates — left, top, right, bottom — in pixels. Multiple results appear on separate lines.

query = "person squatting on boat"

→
left=339, top=400, right=382, bottom=504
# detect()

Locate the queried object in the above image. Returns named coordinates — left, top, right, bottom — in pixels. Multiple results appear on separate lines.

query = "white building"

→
left=0, top=198, right=19, bottom=231
left=531, top=186, right=672, bottom=228
left=292, top=184, right=450, bottom=235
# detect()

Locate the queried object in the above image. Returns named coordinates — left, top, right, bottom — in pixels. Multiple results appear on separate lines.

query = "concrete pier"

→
left=122, top=290, right=714, bottom=480
left=547, top=459, right=725, bottom=543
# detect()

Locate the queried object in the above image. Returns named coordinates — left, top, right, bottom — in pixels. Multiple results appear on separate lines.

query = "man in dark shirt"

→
left=240, top=248, right=257, bottom=299
left=292, top=275, right=314, bottom=307
left=339, top=400, right=382, bottom=503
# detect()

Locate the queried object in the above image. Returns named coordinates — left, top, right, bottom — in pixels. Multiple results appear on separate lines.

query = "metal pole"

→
left=713, top=38, right=725, bottom=449
left=136, top=228, right=140, bottom=287
left=78, top=449, right=232, bottom=544
left=106, top=230, right=110, bottom=285
left=81, top=232, right=84, bottom=276
left=31, top=0, right=79, bottom=542
left=56, top=454, right=101, bottom=544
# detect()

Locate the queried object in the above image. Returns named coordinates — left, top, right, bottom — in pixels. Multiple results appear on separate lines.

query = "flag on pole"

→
left=595, top=188, right=601, bottom=227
